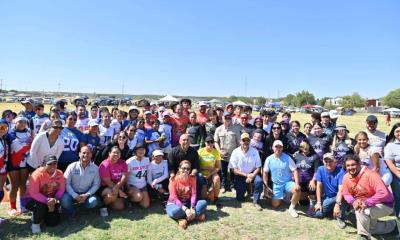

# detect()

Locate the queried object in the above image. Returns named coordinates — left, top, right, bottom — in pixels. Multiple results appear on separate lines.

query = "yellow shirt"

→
left=198, top=147, right=221, bottom=177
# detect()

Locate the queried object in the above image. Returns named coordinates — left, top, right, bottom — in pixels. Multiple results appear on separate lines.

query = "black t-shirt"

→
left=167, top=145, right=200, bottom=173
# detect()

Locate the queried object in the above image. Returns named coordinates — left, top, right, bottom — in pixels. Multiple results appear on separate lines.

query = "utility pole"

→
left=57, top=82, right=61, bottom=97
left=0, top=79, right=3, bottom=93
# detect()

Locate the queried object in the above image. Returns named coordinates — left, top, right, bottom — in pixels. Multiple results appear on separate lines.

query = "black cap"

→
left=44, top=155, right=58, bottom=164
left=205, top=135, right=214, bottom=142
left=366, top=115, right=378, bottom=122
left=134, top=143, right=147, bottom=152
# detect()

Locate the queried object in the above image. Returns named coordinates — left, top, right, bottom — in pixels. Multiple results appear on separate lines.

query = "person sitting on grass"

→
left=126, top=144, right=150, bottom=209
left=229, top=133, right=263, bottom=211
left=313, top=153, right=347, bottom=229
left=99, top=146, right=128, bottom=213
left=198, top=135, right=222, bottom=208
left=166, top=160, right=207, bottom=229
left=26, top=155, right=65, bottom=234
left=61, top=146, right=100, bottom=218
left=147, top=149, right=169, bottom=202
left=263, top=140, right=301, bottom=218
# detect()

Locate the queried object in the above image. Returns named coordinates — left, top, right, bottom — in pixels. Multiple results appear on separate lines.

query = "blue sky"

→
left=1, top=0, right=399, bottom=98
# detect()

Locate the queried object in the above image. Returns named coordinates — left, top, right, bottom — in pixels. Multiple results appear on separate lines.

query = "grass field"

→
left=0, top=103, right=398, bottom=240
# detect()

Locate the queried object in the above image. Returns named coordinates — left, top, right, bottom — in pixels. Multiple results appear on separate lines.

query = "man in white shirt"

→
left=365, top=115, right=386, bottom=152
left=229, top=133, right=263, bottom=211
left=61, top=146, right=100, bottom=217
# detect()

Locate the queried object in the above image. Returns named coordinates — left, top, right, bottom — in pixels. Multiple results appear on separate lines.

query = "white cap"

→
left=88, top=120, right=99, bottom=127
left=198, top=101, right=207, bottom=107
left=272, top=140, right=283, bottom=148
left=129, top=106, right=139, bottom=112
left=152, top=149, right=164, bottom=157
left=158, top=106, right=166, bottom=112
left=14, top=116, right=28, bottom=122
left=329, top=110, right=339, bottom=119
left=321, top=112, right=330, bottom=118
left=162, top=111, right=171, bottom=117
left=144, top=111, right=152, bottom=115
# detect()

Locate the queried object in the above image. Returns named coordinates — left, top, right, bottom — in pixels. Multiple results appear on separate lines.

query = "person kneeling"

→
left=166, top=160, right=207, bottom=229
left=263, top=140, right=301, bottom=218
left=99, top=146, right=128, bottom=213
left=61, top=146, right=101, bottom=218
left=26, top=155, right=65, bottom=234
left=126, top=144, right=150, bottom=208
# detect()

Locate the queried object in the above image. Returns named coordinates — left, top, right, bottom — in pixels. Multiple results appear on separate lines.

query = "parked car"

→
left=6, top=97, right=18, bottom=103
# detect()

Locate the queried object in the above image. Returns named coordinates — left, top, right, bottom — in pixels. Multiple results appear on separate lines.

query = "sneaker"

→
left=31, top=223, right=41, bottom=234
left=288, top=207, right=299, bottom=218
left=215, top=199, right=223, bottom=209
left=197, top=213, right=206, bottom=222
left=178, top=219, right=188, bottom=229
left=253, top=203, right=263, bottom=211
left=0, top=217, right=7, bottom=225
left=8, top=208, right=21, bottom=217
left=336, top=218, right=346, bottom=229
left=20, top=207, right=29, bottom=214
left=306, top=206, right=315, bottom=216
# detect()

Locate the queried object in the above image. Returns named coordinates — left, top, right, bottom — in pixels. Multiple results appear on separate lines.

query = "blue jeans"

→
left=166, top=200, right=207, bottom=220
left=196, top=173, right=207, bottom=200
left=234, top=175, right=263, bottom=203
left=391, top=175, right=400, bottom=218
left=61, top=192, right=99, bottom=216
left=314, top=196, right=348, bottom=220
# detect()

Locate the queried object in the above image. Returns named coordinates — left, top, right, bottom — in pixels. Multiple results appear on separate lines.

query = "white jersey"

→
left=75, top=118, right=90, bottom=132
left=147, top=160, right=168, bottom=185
left=110, top=119, right=122, bottom=135
left=126, top=156, right=150, bottom=188
left=31, top=115, right=50, bottom=137
left=99, top=124, right=115, bottom=147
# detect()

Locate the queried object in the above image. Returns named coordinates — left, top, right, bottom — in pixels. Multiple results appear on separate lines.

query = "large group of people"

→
left=0, top=97, right=399, bottom=239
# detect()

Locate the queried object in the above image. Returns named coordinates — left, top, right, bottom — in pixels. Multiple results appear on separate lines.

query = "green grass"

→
left=1, top=109, right=399, bottom=240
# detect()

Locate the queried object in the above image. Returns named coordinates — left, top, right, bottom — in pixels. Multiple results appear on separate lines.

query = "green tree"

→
left=295, top=91, right=316, bottom=107
left=318, top=97, right=330, bottom=107
left=283, top=94, right=296, bottom=106
left=383, top=88, right=400, bottom=108
left=254, top=96, right=267, bottom=105
left=341, top=92, right=365, bottom=108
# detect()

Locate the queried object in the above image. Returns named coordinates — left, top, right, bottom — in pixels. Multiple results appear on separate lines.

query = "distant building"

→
left=366, top=98, right=381, bottom=108
left=327, top=97, right=343, bottom=106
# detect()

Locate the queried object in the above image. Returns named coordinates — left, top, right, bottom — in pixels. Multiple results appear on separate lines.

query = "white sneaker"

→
left=100, top=207, right=109, bottom=217
left=31, top=223, right=41, bottom=234
left=288, top=207, right=299, bottom=218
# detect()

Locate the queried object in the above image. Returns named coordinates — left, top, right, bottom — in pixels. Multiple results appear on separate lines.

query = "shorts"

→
left=128, top=185, right=148, bottom=192
left=272, top=181, right=295, bottom=200
left=300, top=182, right=316, bottom=195
left=6, top=160, right=27, bottom=172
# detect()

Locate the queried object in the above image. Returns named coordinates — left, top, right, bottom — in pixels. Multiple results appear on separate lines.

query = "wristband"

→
left=335, top=201, right=342, bottom=206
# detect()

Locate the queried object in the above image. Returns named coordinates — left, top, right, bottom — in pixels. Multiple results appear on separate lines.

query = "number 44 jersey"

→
left=126, top=156, right=150, bottom=189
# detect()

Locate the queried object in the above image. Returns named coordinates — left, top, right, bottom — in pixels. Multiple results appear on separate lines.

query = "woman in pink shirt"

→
left=99, top=146, right=128, bottom=211
left=166, top=160, right=207, bottom=229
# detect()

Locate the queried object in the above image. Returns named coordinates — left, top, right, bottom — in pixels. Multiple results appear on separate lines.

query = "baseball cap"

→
left=335, top=124, right=348, bottom=132
left=198, top=101, right=207, bottom=107
left=50, top=119, right=63, bottom=129
left=329, top=110, right=339, bottom=119
left=152, top=149, right=164, bottom=157
left=158, top=106, right=166, bottom=112
left=366, top=115, right=378, bottom=122
left=323, top=152, right=335, bottom=161
left=321, top=112, right=330, bottom=118
left=44, top=155, right=58, bottom=164
left=129, top=106, right=139, bottom=112
left=14, top=116, right=28, bottom=123
left=88, top=120, right=99, bottom=127
left=205, top=135, right=214, bottom=142
left=162, top=111, right=171, bottom=117
left=144, top=111, right=152, bottom=115
left=134, top=143, right=146, bottom=151
left=21, top=98, right=34, bottom=105
left=272, top=140, right=283, bottom=148
left=223, top=112, right=232, bottom=118
left=241, top=132, right=250, bottom=140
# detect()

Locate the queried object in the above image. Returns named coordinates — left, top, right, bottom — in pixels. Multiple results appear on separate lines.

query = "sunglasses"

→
left=272, top=127, right=281, bottom=130
left=52, top=126, right=63, bottom=130
left=242, top=139, right=250, bottom=142
left=118, top=136, right=127, bottom=140
left=46, top=162, right=57, bottom=166
left=0, top=125, right=8, bottom=131
left=206, top=141, right=214, bottom=144
left=180, top=167, right=190, bottom=171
